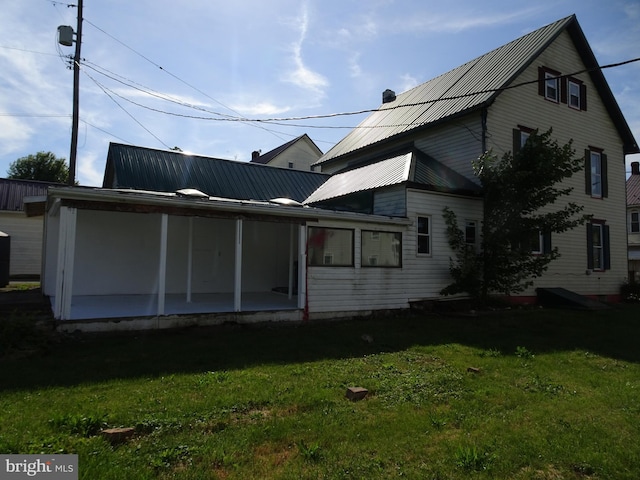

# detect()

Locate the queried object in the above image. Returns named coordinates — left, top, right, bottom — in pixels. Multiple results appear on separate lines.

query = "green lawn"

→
left=1, top=305, right=639, bottom=479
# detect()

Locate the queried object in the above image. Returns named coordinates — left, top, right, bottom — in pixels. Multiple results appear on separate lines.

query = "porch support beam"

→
left=297, top=224, right=307, bottom=310
left=234, top=218, right=243, bottom=312
left=157, top=213, right=168, bottom=316
left=54, top=206, right=77, bottom=320
left=186, top=217, right=193, bottom=303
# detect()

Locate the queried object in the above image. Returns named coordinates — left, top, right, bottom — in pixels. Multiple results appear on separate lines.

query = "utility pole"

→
left=68, top=0, right=83, bottom=186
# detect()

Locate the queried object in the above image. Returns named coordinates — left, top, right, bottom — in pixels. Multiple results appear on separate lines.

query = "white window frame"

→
left=592, top=223, right=604, bottom=271
left=591, top=151, right=602, bottom=198
left=417, top=216, right=431, bottom=256
left=465, top=220, right=477, bottom=246
left=530, top=231, right=544, bottom=255
left=568, top=79, right=581, bottom=109
left=545, top=72, right=559, bottom=102
left=631, top=211, right=640, bottom=233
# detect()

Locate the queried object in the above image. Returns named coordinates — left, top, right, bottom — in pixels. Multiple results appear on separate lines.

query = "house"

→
left=0, top=178, right=61, bottom=279
left=41, top=14, right=638, bottom=331
left=314, top=13, right=638, bottom=303
left=628, top=162, right=640, bottom=282
left=249, top=134, right=322, bottom=171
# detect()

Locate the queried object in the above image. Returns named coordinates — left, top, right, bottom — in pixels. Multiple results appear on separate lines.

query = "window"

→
left=566, top=77, right=587, bottom=111
left=586, top=222, right=610, bottom=271
left=631, top=211, right=640, bottom=233
left=568, top=79, right=581, bottom=109
left=361, top=231, right=401, bottom=267
left=585, top=148, right=608, bottom=198
left=513, top=126, right=535, bottom=154
left=307, top=227, right=354, bottom=266
left=417, top=216, right=431, bottom=255
left=465, top=220, right=477, bottom=246
left=530, top=231, right=544, bottom=255
left=538, top=67, right=561, bottom=102
left=288, top=162, right=294, bottom=169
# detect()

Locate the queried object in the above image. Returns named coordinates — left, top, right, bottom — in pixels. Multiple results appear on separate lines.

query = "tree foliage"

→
left=7, top=151, right=70, bottom=183
left=442, top=129, right=588, bottom=301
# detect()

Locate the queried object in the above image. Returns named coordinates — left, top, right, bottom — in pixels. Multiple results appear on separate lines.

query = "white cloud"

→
left=283, top=3, right=329, bottom=97
left=232, top=101, right=291, bottom=116
left=399, top=73, right=419, bottom=92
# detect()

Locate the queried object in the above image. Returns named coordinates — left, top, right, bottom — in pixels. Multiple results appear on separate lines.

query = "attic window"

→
left=567, top=77, right=587, bottom=111
left=538, top=67, right=561, bottom=103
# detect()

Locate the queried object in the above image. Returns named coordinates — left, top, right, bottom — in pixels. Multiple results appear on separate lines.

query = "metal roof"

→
left=0, top=177, right=62, bottom=211
left=304, top=150, right=480, bottom=205
left=104, top=143, right=329, bottom=203
left=318, top=14, right=638, bottom=166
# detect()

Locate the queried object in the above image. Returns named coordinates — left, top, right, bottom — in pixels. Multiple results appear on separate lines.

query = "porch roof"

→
left=47, top=186, right=412, bottom=226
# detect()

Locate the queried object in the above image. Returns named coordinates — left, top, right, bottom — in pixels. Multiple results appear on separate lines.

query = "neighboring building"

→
left=0, top=178, right=60, bottom=278
left=628, top=161, right=640, bottom=282
left=249, top=134, right=322, bottom=171
left=41, top=14, right=638, bottom=330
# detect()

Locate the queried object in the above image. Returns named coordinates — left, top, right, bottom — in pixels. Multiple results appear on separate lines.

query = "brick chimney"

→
left=251, top=150, right=261, bottom=161
left=632, top=161, right=640, bottom=176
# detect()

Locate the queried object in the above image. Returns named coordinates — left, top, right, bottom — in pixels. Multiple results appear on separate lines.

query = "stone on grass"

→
left=101, top=427, right=135, bottom=445
left=346, top=387, right=368, bottom=401
left=467, top=367, right=481, bottom=374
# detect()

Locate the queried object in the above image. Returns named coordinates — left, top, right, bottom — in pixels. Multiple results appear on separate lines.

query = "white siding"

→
left=485, top=30, right=628, bottom=298
left=0, top=211, right=45, bottom=277
left=306, top=190, right=483, bottom=315
left=263, top=137, right=321, bottom=171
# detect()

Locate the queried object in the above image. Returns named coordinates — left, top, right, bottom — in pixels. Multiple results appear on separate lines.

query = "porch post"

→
left=54, top=206, right=77, bottom=320
left=288, top=223, right=294, bottom=300
left=186, top=217, right=193, bottom=303
left=158, top=213, right=168, bottom=316
left=234, top=218, right=243, bottom=312
left=297, top=224, right=307, bottom=309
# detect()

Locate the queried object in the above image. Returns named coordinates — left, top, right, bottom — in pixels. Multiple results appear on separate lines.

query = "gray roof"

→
left=250, top=134, right=321, bottom=165
left=318, top=15, right=638, bottom=166
left=0, top=177, right=62, bottom=211
left=103, top=143, right=329, bottom=203
left=304, top=150, right=480, bottom=205
left=628, top=173, right=640, bottom=207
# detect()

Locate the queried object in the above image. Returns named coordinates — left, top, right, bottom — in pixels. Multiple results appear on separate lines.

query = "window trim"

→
left=416, top=216, right=431, bottom=256
left=568, top=78, right=582, bottom=110
left=631, top=211, right=640, bottom=234
left=538, top=67, right=561, bottom=103
left=465, top=220, right=477, bottom=247
left=586, top=220, right=610, bottom=271
left=307, top=226, right=354, bottom=267
left=585, top=147, right=608, bottom=199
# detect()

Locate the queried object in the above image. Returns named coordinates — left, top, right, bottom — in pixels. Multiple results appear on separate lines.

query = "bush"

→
left=620, top=281, right=640, bottom=303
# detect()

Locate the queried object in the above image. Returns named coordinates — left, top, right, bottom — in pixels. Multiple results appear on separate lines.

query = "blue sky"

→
left=1, top=0, right=639, bottom=186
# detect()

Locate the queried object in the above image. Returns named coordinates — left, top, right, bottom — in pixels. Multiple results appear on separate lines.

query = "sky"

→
left=1, top=0, right=639, bottom=186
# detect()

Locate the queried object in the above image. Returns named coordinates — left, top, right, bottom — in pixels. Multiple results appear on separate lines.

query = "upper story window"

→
left=465, top=220, right=477, bottom=246
left=585, top=147, right=608, bottom=199
left=631, top=211, right=640, bottom=233
left=513, top=126, right=535, bottom=154
left=539, top=67, right=561, bottom=103
left=538, top=67, right=587, bottom=110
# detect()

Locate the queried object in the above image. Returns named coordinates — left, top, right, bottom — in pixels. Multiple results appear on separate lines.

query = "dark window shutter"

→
left=560, top=78, right=568, bottom=104
left=586, top=223, right=594, bottom=270
left=603, top=225, right=611, bottom=270
left=543, top=231, right=552, bottom=254
left=584, top=149, right=592, bottom=195
left=513, top=129, right=522, bottom=154
left=580, top=84, right=587, bottom=111
left=601, top=154, right=608, bottom=198
left=538, top=67, right=545, bottom=96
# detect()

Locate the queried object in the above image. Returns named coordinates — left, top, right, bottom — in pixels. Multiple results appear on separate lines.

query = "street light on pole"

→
left=57, top=0, right=83, bottom=186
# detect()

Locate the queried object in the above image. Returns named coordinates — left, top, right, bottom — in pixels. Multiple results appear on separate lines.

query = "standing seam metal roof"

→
left=104, top=143, right=329, bottom=203
left=318, top=14, right=638, bottom=165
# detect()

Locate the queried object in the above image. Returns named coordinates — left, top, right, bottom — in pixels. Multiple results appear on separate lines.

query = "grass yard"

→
left=1, top=305, right=639, bottom=479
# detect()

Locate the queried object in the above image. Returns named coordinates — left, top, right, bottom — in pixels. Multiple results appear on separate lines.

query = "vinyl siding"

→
left=0, top=211, right=44, bottom=277
left=306, top=190, right=483, bottom=314
left=486, top=30, right=628, bottom=297
left=413, top=112, right=484, bottom=182
left=261, top=138, right=320, bottom=171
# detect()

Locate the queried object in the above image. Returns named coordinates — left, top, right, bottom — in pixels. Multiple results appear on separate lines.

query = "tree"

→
left=7, top=151, right=70, bottom=183
left=441, top=129, right=588, bottom=302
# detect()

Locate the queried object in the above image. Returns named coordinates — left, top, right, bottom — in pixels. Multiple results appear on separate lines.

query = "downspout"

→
left=481, top=107, right=488, bottom=154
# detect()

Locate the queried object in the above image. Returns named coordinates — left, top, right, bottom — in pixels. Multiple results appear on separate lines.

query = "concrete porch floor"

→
left=55, top=291, right=300, bottom=320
